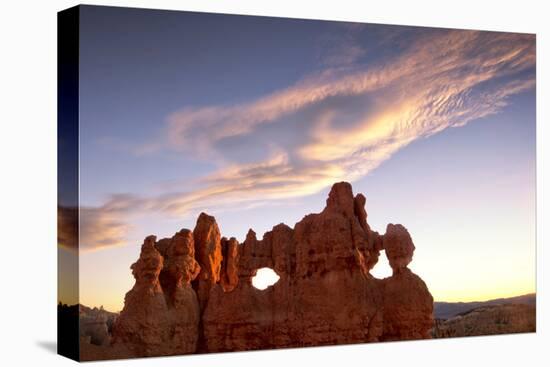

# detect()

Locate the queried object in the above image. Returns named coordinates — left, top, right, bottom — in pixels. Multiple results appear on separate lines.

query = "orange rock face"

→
left=108, top=182, right=434, bottom=358
left=192, top=213, right=223, bottom=310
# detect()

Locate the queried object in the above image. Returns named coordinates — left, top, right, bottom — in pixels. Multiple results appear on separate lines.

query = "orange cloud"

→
left=155, top=152, right=346, bottom=216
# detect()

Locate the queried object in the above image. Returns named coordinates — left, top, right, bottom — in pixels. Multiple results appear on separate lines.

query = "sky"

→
left=58, top=6, right=536, bottom=311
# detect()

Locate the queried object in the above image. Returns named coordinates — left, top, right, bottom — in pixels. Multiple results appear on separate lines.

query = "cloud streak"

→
left=84, top=29, right=535, bottom=251
left=59, top=205, right=130, bottom=252
left=166, top=30, right=534, bottom=156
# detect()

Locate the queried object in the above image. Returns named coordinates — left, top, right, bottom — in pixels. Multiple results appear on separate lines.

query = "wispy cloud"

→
left=79, top=206, right=131, bottom=251
left=59, top=203, right=131, bottom=252
left=85, top=29, right=535, bottom=251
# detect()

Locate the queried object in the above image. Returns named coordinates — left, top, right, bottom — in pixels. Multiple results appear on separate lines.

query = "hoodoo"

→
left=101, top=182, right=433, bottom=357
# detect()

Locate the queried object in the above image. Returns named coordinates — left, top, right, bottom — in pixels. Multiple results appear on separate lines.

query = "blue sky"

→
left=65, top=6, right=535, bottom=310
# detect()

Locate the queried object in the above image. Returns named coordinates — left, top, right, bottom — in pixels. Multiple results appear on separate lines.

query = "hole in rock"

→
left=370, top=250, right=393, bottom=279
left=252, top=267, right=280, bottom=290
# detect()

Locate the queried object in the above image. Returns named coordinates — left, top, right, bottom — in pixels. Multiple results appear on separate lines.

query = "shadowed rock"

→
left=111, top=236, right=170, bottom=357
left=220, top=237, right=239, bottom=292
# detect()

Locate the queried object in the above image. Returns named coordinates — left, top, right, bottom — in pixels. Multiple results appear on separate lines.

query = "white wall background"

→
left=0, top=0, right=547, bottom=366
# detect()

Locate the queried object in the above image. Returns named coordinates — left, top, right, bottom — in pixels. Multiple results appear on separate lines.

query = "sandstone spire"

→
left=192, top=212, right=223, bottom=309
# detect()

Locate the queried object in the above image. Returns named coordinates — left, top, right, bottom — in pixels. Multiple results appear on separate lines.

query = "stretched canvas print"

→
left=58, top=5, right=537, bottom=362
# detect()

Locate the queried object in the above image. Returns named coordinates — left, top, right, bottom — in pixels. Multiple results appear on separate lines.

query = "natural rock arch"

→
left=252, top=267, right=281, bottom=290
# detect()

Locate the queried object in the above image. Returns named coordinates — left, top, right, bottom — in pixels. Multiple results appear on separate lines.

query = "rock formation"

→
left=192, top=213, right=223, bottom=310
left=109, top=230, right=204, bottom=358
left=219, top=237, right=239, bottom=292
left=381, top=269, right=434, bottom=340
left=79, top=305, right=116, bottom=347
left=98, top=182, right=434, bottom=359
left=110, top=236, right=170, bottom=357
left=380, top=223, right=433, bottom=340
left=383, top=224, right=415, bottom=274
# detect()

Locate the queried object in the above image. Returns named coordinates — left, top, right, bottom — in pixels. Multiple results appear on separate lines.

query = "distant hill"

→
left=432, top=303, right=535, bottom=338
left=434, top=293, right=535, bottom=320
